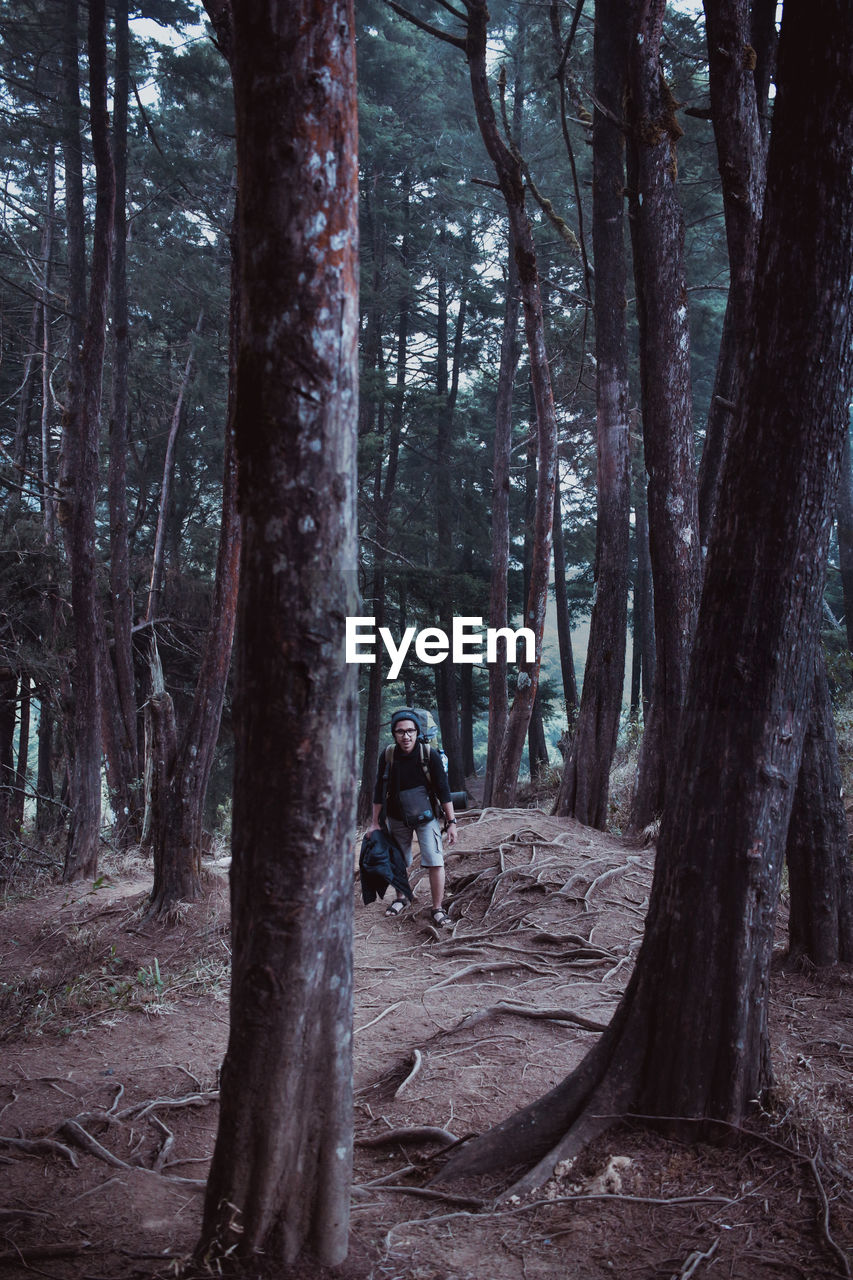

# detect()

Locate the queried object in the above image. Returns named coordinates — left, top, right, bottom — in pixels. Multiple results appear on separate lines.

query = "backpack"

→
left=382, top=707, right=443, bottom=823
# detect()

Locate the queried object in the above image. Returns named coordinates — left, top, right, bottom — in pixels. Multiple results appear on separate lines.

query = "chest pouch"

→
left=398, top=785, right=435, bottom=829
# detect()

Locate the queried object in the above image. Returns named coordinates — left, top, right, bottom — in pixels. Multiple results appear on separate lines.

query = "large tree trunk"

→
left=199, top=0, right=359, bottom=1267
left=436, top=0, right=853, bottom=1191
left=553, top=0, right=635, bottom=827
left=59, top=0, right=115, bottom=882
left=786, top=649, right=853, bottom=965
left=626, top=0, right=701, bottom=828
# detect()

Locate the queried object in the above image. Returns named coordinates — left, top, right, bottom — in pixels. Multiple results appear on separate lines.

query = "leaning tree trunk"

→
left=786, top=648, right=853, bottom=965
left=626, top=0, right=701, bottom=829
left=460, top=1, right=558, bottom=806
left=553, top=0, right=635, bottom=828
left=199, top=0, right=359, bottom=1268
left=59, top=0, right=115, bottom=882
left=436, top=0, right=853, bottom=1192
left=149, top=232, right=242, bottom=919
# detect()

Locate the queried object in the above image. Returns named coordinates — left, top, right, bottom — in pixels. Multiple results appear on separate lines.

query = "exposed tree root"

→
left=356, top=1126, right=459, bottom=1148
left=453, top=1001, right=608, bottom=1034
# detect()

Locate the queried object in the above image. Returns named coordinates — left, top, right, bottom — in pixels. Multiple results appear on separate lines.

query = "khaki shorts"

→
left=386, top=816, right=445, bottom=868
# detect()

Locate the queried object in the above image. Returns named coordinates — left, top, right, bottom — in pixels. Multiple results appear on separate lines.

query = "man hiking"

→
left=368, top=709, right=458, bottom=926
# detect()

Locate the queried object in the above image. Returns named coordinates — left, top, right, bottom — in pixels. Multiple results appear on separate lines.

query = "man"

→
left=368, top=709, right=458, bottom=925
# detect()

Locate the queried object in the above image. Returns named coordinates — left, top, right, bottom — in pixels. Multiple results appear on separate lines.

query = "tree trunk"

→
left=199, top=0, right=359, bottom=1267
left=145, top=313, right=203, bottom=625
left=59, top=0, right=115, bottom=882
left=0, top=673, right=17, bottom=840
left=356, top=193, right=409, bottom=825
left=626, top=0, right=701, bottom=829
left=10, top=675, right=31, bottom=831
left=552, top=471, right=579, bottom=730
left=105, top=0, right=141, bottom=844
left=436, top=0, right=853, bottom=1190
left=461, top=2, right=559, bottom=807
left=786, top=649, right=853, bottom=965
left=697, top=0, right=770, bottom=545
left=148, top=230, right=242, bottom=919
left=434, top=242, right=466, bottom=792
left=36, top=688, right=56, bottom=833
left=630, top=464, right=655, bottom=726
left=40, top=145, right=57, bottom=545
left=554, top=0, right=635, bottom=828
left=483, top=226, right=520, bottom=807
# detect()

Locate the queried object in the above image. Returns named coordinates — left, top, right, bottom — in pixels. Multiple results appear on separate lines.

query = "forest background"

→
left=0, top=0, right=852, bottom=872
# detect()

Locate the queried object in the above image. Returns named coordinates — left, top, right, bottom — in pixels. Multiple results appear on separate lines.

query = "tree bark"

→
left=436, top=0, right=853, bottom=1190
left=837, top=415, right=853, bottom=655
left=553, top=0, right=635, bottom=828
left=626, top=0, right=701, bottom=828
left=199, top=0, right=359, bottom=1267
left=59, top=0, right=115, bottom=882
left=786, top=649, right=853, bottom=966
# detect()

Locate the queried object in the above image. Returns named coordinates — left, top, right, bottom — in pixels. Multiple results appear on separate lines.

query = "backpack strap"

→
left=418, top=742, right=442, bottom=820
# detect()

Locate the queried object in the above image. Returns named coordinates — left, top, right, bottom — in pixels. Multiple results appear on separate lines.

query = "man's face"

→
left=393, top=720, right=418, bottom=754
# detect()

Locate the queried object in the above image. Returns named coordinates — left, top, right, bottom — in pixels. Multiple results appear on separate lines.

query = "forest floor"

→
left=1, top=801, right=852, bottom=1280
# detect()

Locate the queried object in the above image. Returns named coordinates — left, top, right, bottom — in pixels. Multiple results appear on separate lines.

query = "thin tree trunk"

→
left=36, top=689, right=56, bottom=833
left=554, top=0, right=635, bottom=827
left=483, top=227, right=520, bottom=807
left=40, top=146, right=57, bottom=544
left=626, top=0, right=701, bottom=829
left=105, top=0, right=141, bottom=843
left=149, top=223, right=242, bottom=918
left=0, top=673, right=16, bottom=840
left=59, top=0, right=115, bottom=882
left=552, top=470, right=579, bottom=730
left=356, top=191, right=409, bottom=825
left=10, top=675, right=31, bottom=831
left=145, top=312, right=203, bottom=625
left=200, top=0, right=358, bottom=1265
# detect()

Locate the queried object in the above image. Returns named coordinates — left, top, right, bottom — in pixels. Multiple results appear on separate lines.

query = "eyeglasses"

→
left=394, top=729, right=417, bottom=738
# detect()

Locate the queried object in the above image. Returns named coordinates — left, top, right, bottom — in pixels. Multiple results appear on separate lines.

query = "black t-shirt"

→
left=373, top=744, right=452, bottom=821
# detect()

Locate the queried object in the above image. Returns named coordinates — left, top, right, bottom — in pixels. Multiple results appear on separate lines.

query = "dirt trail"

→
left=0, top=810, right=851, bottom=1279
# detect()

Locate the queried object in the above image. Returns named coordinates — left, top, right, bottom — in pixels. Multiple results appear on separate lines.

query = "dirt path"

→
left=0, top=812, right=851, bottom=1279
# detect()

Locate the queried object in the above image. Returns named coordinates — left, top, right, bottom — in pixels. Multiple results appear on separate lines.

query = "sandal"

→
left=385, top=900, right=405, bottom=917
left=430, top=907, right=451, bottom=927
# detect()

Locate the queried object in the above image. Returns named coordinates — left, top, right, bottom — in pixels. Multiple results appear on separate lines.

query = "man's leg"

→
left=427, top=864, right=445, bottom=910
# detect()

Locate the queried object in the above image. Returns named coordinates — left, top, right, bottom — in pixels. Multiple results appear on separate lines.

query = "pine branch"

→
left=384, top=0, right=467, bottom=50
